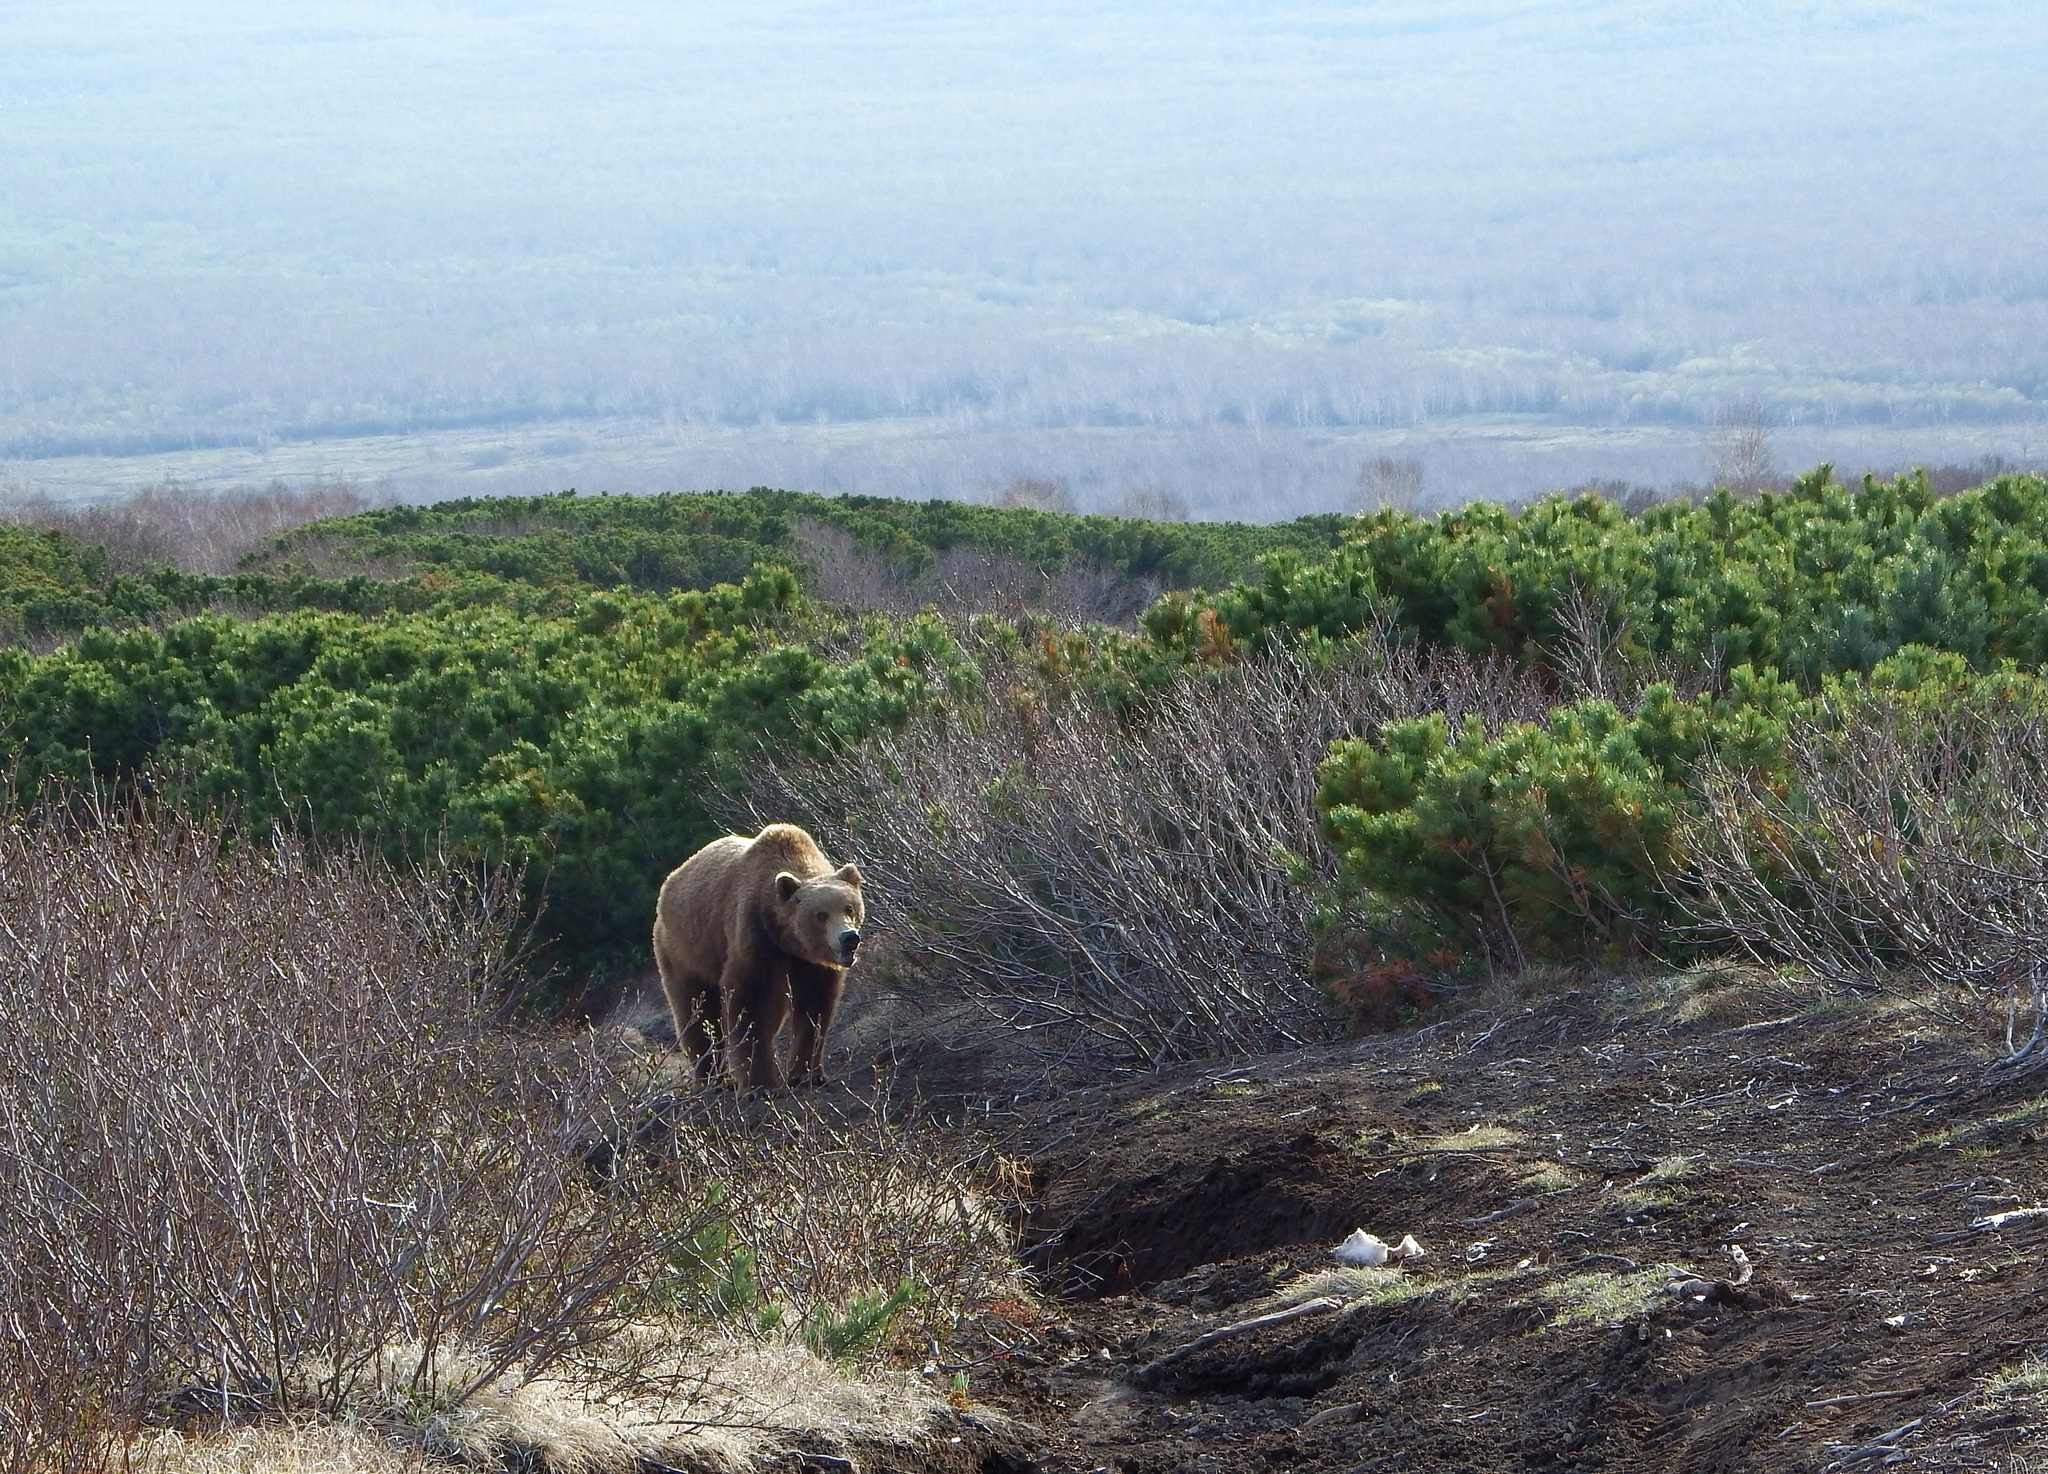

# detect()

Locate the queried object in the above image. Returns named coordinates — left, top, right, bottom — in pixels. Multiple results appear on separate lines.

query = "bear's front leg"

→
left=786, top=960, right=846, bottom=1087
left=722, top=959, right=791, bottom=1093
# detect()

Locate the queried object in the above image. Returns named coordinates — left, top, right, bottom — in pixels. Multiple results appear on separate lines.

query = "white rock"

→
left=1332, top=1229, right=1390, bottom=1266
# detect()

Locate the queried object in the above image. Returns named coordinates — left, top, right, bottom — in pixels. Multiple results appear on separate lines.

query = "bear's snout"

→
left=839, top=928, right=862, bottom=956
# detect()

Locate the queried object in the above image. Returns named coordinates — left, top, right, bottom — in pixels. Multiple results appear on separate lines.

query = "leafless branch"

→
left=1681, top=691, right=2048, bottom=1063
left=735, top=635, right=1553, bottom=1064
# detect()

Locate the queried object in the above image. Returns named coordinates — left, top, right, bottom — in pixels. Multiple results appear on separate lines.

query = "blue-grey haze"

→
left=4, top=1, right=2046, bottom=514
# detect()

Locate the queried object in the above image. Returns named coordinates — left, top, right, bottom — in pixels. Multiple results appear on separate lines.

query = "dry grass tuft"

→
left=1984, top=1353, right=2048, bottom=1403
left=1669, top=964, right=1806, bottom=1025
left=137, top=1424, right=424, bottom=1473
left=1420, top=1124, right=1524, bottom=1152
left=1519, top=1163, right=1589, bottom=1193
left=1633, top=1154, right=1702, bottom=1186
left=134, top=1335, right=947, bottom=1474
left=320, top=1336, right=940, bottom=1473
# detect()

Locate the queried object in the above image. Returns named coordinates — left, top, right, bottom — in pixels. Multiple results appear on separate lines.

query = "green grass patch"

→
left=1259, top=1267, right=1432, bottom=1311
left=1536, top=1266, right=1680, bottom=1328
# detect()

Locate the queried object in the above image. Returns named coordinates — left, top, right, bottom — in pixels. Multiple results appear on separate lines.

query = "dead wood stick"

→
left=1826, top=1417, right=1923, bottom=1466
left=1669, top=1278, right=1728, bottom=1300
left=1804, top=1389, right=1928, bottom=1409
left=1141, top=1296, right=1341, bottom=1376
left=1463, top=1198, right=1540, bottom=1226
left=1462, top=1188, right=1573, bottom=1225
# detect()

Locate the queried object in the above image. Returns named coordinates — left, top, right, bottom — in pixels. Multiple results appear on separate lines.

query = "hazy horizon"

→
left=6, top=2, right=2047, bottom=516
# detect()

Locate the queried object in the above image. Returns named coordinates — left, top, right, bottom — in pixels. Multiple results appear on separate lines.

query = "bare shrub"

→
left=0, top=479, right=391, bottom=574
left=1546, top=581, right=1720, bottom=707
left=1547, top=581, right=1634, bottom=704
left=986, top=476, right=1078, bottom=514
left=924, top=545, right=1162, bottom=626
left=790, top=517, right=1162, bottom=626
left=0, top=790, right=1028, bottom=1471
left=789, top=520, right=910, bottom=612
left=925, top=544, right=1068, bottom=616
left=1706, top=398, right=1777, bottom=495
left=0, top=790, right=705, bottom=1434
left=735, top=636, right=1554, bottom=1065
left=1682, top=692, right=2048, bottom=1064
left=657, top=1094, right=1022, bottom=1356
left=1112, top=486, right=1190, bottom=522
left=1355, top=456, right=1426, bottom=513
left=0, top=1337, right=126, bottom=1474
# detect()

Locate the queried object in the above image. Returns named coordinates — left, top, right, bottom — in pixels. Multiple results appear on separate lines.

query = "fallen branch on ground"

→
left=1805, top=1390, right=1928, bottom=1409
left=1139, top=1297, right=1341, bottom=1380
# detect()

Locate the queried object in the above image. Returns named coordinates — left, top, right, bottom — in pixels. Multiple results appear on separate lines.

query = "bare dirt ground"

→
left=892, top=973, right=2048, bottom=1474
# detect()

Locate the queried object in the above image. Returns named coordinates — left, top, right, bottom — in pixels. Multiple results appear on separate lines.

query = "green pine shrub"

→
left=1169, top=467, right=2048, bottom=687
left=1315, top=669, right=1797, bottom=970
left=0, top=566, right=976, bottom=994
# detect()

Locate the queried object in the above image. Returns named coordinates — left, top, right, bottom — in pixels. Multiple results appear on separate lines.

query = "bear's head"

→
left=774, top=864, right=865, bottom=968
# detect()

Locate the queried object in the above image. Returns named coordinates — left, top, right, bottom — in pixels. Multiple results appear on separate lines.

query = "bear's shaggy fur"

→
left=652, top=824, right=865, bottom=1091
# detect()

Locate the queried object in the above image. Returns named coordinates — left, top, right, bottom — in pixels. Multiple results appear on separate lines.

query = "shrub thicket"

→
left=743, top=635, right=1558, bottom=1061
left=12, top=465, right=2048, bottom=1017
left=744, top=648, right=1365, bottom=1062
left=3, top=479, right=385, bottom=575
left=0, top=516, right=570, bottom=644
left=0, top=792, right=1019, bottom=1467
left=1314, top=668, right=1797, bottom=970
left=1685, top=656, right=2048, bottom=1050
left=247, top=487, right=1351, bottom=602
left=0, top=569, right=973, bottom=991
left=0, top=485, right=1351, bottom=644
left=1147, top=468, right=2048, bottom=686
left=0, top=791, right=689, bottom=1428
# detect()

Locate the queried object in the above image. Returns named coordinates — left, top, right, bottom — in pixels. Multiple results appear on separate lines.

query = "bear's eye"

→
left=814, top=910, right=826, bottom=920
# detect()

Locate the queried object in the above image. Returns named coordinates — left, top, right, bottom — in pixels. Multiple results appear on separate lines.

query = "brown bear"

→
left=652, top=823, right=865, bottom=1092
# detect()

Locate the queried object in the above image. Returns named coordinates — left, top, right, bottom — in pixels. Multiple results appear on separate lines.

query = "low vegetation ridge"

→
left=0, top=484, right=1352, bottom=641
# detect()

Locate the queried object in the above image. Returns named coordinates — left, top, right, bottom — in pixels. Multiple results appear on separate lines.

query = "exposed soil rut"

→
left=924, top=982, right=2048, bottom=1474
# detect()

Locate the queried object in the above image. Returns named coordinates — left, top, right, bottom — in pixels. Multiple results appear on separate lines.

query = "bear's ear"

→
left=775, top=871, right=802, bottom=902
left=836, top=862, right=862, bottom=888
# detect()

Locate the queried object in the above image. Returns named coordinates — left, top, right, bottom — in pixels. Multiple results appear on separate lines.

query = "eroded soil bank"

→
left=936, top=979, right=2047, bottom=1474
